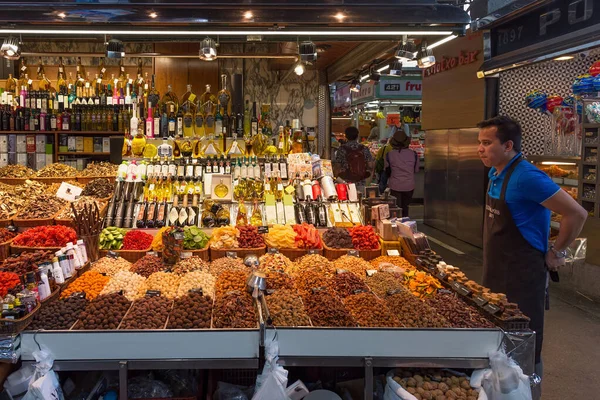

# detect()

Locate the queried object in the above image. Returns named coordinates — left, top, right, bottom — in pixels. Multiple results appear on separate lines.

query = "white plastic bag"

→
left=22, top=349, right=65, bottom=400
left=476, top=351, right=532, bottom=400
left=383, top=370, right=417, bottom=400
left=252, top=336, right=289, bottom=400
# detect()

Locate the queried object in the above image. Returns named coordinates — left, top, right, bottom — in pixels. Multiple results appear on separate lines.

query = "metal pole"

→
left=364, top=357, right=373, bottom=400
left=119, top=361, right=128, bottom=400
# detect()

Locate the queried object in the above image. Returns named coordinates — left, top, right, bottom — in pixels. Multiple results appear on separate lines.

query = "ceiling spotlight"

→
left=1, top=36, right=21, bottom=60
left=360, top=74, right=369, bottom=82
left=334, top=12, right=346, bottom=21
left=149, top=12, right=158, bottom=19
left=57, top=12, right=66, bottom=19
left=199, top=37, right=217, bottom=61
left=554, top=55, right=574, bottom=61
left=416, top=41, right=435, bottom=68
left=395, top=37, right=416, bottom=63
left=244, top=11, right=254, bottom=19
left=377, top=65, right=390, bottom=73
left=390, top=60, right=403, bottom=76
left=105, top=38, right=125, bottom=59
left=294, top=62, right=305, bottom=76
left=368, top=68, right=381, bottom=83
left=299, top=41, right=317, bottom=63
left=350, top=79, right=361, bottom=93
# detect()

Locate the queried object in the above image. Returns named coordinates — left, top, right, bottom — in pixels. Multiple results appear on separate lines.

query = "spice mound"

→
left=36, top=163, right=77, bottom=178
left=16, top=194, right=66, bottom=219
left=81, top=178, right=115, bottom=199
left=13, top=225, right=77, bottom=248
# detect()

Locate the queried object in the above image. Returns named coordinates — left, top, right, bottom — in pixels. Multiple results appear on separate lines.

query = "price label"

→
left=188, top=288, right=203, bottom=295
left=308, top=249, right=320, bottom=255
left=483, top=303, right=502, bottom=315
left=59, top=67, right=64, bottom=73
left=450, top=282, right=472, bottom=297
left=268, top=248, right=279, bottom=254
left=6, top=225, right=17, bottom=233
left=145, top=290, right=161, bottom=297
left=70, top=292, right=86, bottom=299
left=27, top=79, right=33, bottom=85
left=97, top=78, right=102, bottom=84
left=107, top=251, right=119, bottom=259
left=311, top=286, right=328, bottom=294
left=101, top=67, right=106, bottom=74
left=386, top=249, right=400, bottom=256
left=347, top=250, right=359, bottom=257
left=473, top=295, right=488, bottom=307
left=128, top=78, right=133, bottom=84
left=226, top=251, right=238, bottom=258
left=146, top=251, right=157, bottom=257
left=180, top=252, right=192, bottom=259
left=353, top=288, right=368, bottom=294
left=366, top=269, right=378, bottom=277
left=336, top=269, right=349, bottom=274
left=21, top=65, right=27, bottom=72
left=387, top=288, right=403, bottom=296
left=435, top=271, right=447, bottom=281
left=257, top=226, right=269, bottom=234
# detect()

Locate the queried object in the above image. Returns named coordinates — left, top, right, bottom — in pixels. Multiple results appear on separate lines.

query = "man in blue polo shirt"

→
left=477, top=116, right=587, bottom=374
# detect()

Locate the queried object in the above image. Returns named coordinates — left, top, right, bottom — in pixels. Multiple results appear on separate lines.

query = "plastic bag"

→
left=252, top=336, right=289, bottom=400
left=474, top=351, right=532, bottom=400
left=128, top=375, right=173, bottom=398
left=383, top=370, right=417, bottom=400
left=22, top=349, right=65, bottom=400
left=214, top=381, right=252, bottom=400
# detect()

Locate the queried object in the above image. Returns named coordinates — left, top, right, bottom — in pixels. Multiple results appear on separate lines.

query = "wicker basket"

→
left=99, top=248, right=152, bottom=263
left=78, top=261, right=91, bottom=275
left=0, top=301, right=41, bottom=334
left=210, top=246, right=266, bottom=261
left=323, top=243, right=381, bottom=261
left=0, top=218, right=13, bottom=228
left=279, top=247, right=323, bottom=261
left=41, top=286, right=61, bottom=306
left=0, top=238, right=13, bottom=259
left=180, top=246, right=210, bottom=261
left=12, top=213, right=55, bottom=228
left=10, top=244, right=62, bottom=256
left=32, top=177, right=79, bottom=185
left=0, top=178, right=31, bottom=185
left=76, top=175, right=116, bottom=185
left=54, top=201, right=108, bottom=228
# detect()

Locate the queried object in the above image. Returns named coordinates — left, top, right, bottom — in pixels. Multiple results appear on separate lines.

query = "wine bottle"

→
left=251, top=101, right=258, bottom=136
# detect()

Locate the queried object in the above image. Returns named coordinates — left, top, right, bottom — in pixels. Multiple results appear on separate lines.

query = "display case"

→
left=579, top=98, right=600, bottom=218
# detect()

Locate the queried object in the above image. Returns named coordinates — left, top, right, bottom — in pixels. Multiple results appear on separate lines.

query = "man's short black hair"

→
left=345, top=126, right=359, bottom=141
left=477, top=116, right=522, bottom=152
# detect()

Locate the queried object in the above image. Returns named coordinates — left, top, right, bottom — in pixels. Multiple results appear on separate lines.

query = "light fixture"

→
left=390, top=60, right=403, bottom=76
left=395, top=38, right=416, bottom=62
left=334, top=12, right=346, bottom=21
left=105, top=38, right=125, bottom=58
left=350, top=79, right=360, bottom=93
left=554, top=55, right=574, bottom=61
left=360, top=74, right=369, bottom=82
left=540, top=161, right=577, bottom=166
left=299, top=41, right=317, bottom=62
left=427, top=35, right=457, bottom=50
left=149, top=12, right=158, bottom=19
left=57, top=12, right=66, bottom=19
left=377, top=65, right=390, bottom=73
left=244, top=11, right=254, bottom=20
left=416, top=41, right=435, bottom=68
left=294, top=62, right=305, bottom=76
left=368, top=67, right=381, bottom=83
left=1, top=36, right=21, bottom=60
left=199, top=37, right=217, bottom=61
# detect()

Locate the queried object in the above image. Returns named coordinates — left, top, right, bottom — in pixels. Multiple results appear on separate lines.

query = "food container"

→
left=322, top=243, right=381, bottom=261
left=98, top=248, right=151, bottom=263
left=209, top=246, right=266, bottom=261
left=76, top=175, right=116, bottom=185
left=279, top=247, right=323, bottom=261
left=0, top=238, right=13, bottom=259
left=320, top=175, right=337, bottom=200
left=0, top=302, right=40, bottom=335
left=10, top=245, right=62, bottom=256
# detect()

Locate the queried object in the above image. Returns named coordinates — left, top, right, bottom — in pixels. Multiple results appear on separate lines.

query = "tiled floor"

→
left=419, top=224, right=600, bottom=400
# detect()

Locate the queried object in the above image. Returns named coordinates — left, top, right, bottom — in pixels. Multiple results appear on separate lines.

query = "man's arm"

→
left=542, top=190, right=588, bottom=270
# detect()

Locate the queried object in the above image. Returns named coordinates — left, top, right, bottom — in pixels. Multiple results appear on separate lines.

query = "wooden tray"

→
left=31, top=177, right=78, bottom=185
left=0, top=218, right=13, bottom=228
left=180, top=246, right=210, bottom=261
left=210, top=246, right=266, bottom=261
left=323, top=243, right=381, bottom=261
left=0, top=178, right=31, bottom=185
left=99, top=248, right=151, bottom=263
left=12, top=214, right=55, bottom=228
left=0, top=238, right=14, bottom=259
left=10, top=244, right=62, bottom=256
left=279, top=247, right=323, bottom=261
left=0, top=301, right=40, bottom=335
left=76, top=175, right=116, bottom=185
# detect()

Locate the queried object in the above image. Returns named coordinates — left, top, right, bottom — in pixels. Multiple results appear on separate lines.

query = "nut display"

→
left=258, top=253, right=292, bottom=272
left=322, top=227, right=353, bottom=249
left=293, top=270, right=332, bottom=298
left=292, top=254, right=334, bottom=278
left=78, top=161, right=118, bottom=177
left=385, top=289, right=450, bottom=328
left=171, top=256, right=210, bottom=276
left=46, top=181, right=82, bottom=195
left=76, top=293, right=132, bottom=330
left=36, top=163, right=77, bottom=178
left=426, top=292, right=495, bottom=329
left=332, top=272, right=371, bottom=298
left=0, top=164, right=35, bottom=178
left=215, top=270, right=249, bottom=299
left=60, top=271, right=110, bottom=300
left=366, top=272, right=404, bottom=298
left=100, top=270, right=147, bottom=301
left=343, top=292, right=400, bottom=327
left=168, top=292, right=213, bottom=329
left=209, top=257, right=247, bottom=277
left=0, top=250, right=53, bottom=275
left=91, top=256, right=132, bottom=277
left=120, top=296, right=171, bottom=330
left=176, top=270, right=216, bottom=298
left=131, top=255, right=166, bottom=278
left=12, top=225, right=77, bottom=248
left=237, top=225, right=265, bottom=248
left=81, top=178, right=115, bottom=199
left=265, top=270, right=294, bottom=291
left=55, top=196, right=106, bottom=220
left=371, top=256, right=415, bottom=272
left=333, top=255, right=374, bottom=280
left=391, top=369, right=479, bottom=400
left=213, top=291, right=256, bottom=329
left=144, top=272, right=181, bottom=299
left=16, top=194, right=66, bottom=219
left=0, top=180, right=48, bottom=219
left=303, top=291, right=356, bottom=327
left=29, top=297, right=88, bottom=330
left=266, top=289, right=311, bottom=327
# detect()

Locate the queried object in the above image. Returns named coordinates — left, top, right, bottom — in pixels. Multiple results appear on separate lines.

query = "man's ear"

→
left=504, top=140, right=514, bottom=152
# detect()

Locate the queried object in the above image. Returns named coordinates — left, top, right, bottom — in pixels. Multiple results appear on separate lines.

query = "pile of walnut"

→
left=392, top=369, right=479, bottom=400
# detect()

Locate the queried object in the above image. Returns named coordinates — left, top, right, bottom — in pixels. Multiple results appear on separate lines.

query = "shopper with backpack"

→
left=384, top=129, right=419, bottom=217
left=333, top=126, right=375, bottom=195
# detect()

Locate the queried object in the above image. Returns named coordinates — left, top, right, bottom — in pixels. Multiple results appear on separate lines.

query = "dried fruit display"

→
left=292, top=254, right=334, bottom=278
left=60, top=271, right=110, bottom=300
left=131, top=255, right=166, bottom=278
left=266, top=289, right=311, bottom=327
left=81, top=178, right=115, bottom=199
left=322, top=227, right=353, bottom=249
left=168, top=292, right=213, bottom=329
left=122, top=230, right=153, bottom=250
left=99, top=227, right=127, bottom=250
left=215, top=270, right=249, bottom=299
left=29, top=297, right=88, bottom=330
left=76, top=293, right=131, bottom=330
left=176, top=270, right=216, bottom=298
left=303, top=291, right=356, bottom=327
left=0, top=164, right=35, bottom=178
left=120, top=296, right=171, bottom=329
left=403, top=270, right=443, bottom=299
left=100, top=270, right=146, bottom=301
left=370, top=256, right=415, bottom=272
left=237, top=225, right=265, bottom=248
left=0, top=272, right=20, bottom=297
left=293, top=270, right=332, bottom=298
left=12, top=225, right=77, bottom=248
left=426, top=292, right=495, bottom=329
left=385, top=289, right=450, bottom=328
left=17, top=194, right=66, bottom=219
left=209, top=226, right=240, bottom=249
left=265, top=270, right=294, bottom=291
left=390, top=369, right=479, bottom=400
left=213, top=291, right=256, bottom=329
left=209, top=257, right=247, bottom=277
left=366, top=272, right=405, bottom=298
left=0, top=250, right=53, bottom=275
left=91, top=256, right=132, bottom=277
left=36, top=163, right=77, bottom=178
left=0, top=228, right=16, bottom=243
left=292, top=223, right=323, bottom=249
left=343, top=292, right=400, bottom=327
left=258, top=253, right=292, bottom=273
left=349, top=225, right=380, bottom=250
left=332, top=272, right=371, bottom=298
left=333, top=255, right=374, bottom=280
left=171, top=256, right=210, bottom=276
left=264, top=224, right=297, bottom=249
left=144, top=272, right=180, bottom=299
left=78, top=161, right=118, bottom=177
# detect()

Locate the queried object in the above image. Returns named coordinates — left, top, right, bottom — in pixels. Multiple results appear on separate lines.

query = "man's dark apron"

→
left=482, top=157, right=546, bottom=364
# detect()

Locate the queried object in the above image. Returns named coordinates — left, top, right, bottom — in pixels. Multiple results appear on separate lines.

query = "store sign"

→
left=491, top=0, right=597, bottom=57
left=423, top=51, right=479, bottom=77
left=351, top=82, right=375, bottom=104
left=376, top=77, right=422, bottom=99
left=386, top=113, right=401, bottom=126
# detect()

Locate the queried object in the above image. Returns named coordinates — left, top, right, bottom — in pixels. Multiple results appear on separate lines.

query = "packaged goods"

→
left=343, top=292, right=400, bottom=327
left=266, top=289, right=311, bottom=327
left=322, top=227, right=353, bottom=249
left=60, top=271, right=110, bottom=300
left=120, top=296, right=171, bottom=329
left=75, top=293, right=131, bottom=330
left=168, top=292, right=213, bottom=329
left=303, top=291, right=356, bottom=327
left=29, top=297, right=87, bottom=330
left=176, top=270, right=216, bottom=298
left=213, top=291, right=256, bottom=329
left=100, top=270, right=146, bottom=301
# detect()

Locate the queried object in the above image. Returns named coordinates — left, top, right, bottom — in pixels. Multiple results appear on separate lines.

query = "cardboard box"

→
left=75, top=136, right=84, bottom=152
left=371, top=204, right=390, bottom=221
left=84, top=137, right=93, bottom=153
left=103, top=138, right=110, bottom=153
left=36, top=135, right=46, bottom=153
left=377, top=219, right=399, bottom=241
left=59, top=134, right=68, bottom=153
left=36, top=153, right=46, bottom=170
left=16, top=136, right=27, bottom=153
left=93, top=137, right=103, bottom=153
left=0, top=135, right=7, bottom=153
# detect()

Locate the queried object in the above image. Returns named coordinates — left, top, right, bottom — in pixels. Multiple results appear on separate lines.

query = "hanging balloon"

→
left=589, top=60, right=600, bottom=77
left=525, top=90, right=548, bottom=112
left=593, top=75, right=600, bottom=92
left=573, top=74, right=595, bottom=95
left=546, top=95, right=564, bottom=114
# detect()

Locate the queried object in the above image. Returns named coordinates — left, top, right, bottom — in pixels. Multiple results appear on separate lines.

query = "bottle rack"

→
left=579, top=98, right=600, bottom=218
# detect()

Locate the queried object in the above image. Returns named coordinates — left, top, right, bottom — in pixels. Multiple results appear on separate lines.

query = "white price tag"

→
left=128, top=78, right=133, bottom=84
left=101, top=67, right=106, bottom=74
left=56, top=182, right=83, bottom=202
left=97, top=78, right=102, bottom=84
left=27, top=79, right=33, bottom=85
left=387, top=249, right=400, bottom=256
left=85, top=82, right=90, bottom=88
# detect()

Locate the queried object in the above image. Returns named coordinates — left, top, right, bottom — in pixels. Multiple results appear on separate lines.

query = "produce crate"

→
left=0, top=238, right=13, bottom=259
left=180, top=247, right=210, bottom=261
left=0, top=302, right=40, bottom=334
left=10, top=244, right=62, bottom=256
left=279, top=247, right=323, bottom=261
left=323, top=243, right=381, bottom=261
left=99, top=248, right=151, bottom=263
left=76, top=175, right=116, bottom=185
left=210, top=246, right=266, bottom=261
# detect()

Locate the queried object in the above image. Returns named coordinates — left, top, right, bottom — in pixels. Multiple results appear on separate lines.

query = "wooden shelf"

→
left=0, top=131, right=122, bottom=135
left=58, top=152, right=110, bottom=156
left=583, top=123, right=600, bottom=128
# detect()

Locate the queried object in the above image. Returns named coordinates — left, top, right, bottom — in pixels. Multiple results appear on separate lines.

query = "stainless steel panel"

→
left=446, top=130, right=461, bottom=238
left=457, top=128, right=485, bottom=248
left=424, top=130, right=449, bottom=231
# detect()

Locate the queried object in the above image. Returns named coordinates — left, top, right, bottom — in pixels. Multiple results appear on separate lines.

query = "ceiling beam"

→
left=326, top=41, right=397, bottom=83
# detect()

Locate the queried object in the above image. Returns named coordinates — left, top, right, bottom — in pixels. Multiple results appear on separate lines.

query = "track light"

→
left=368, top=67, right=381, bottom=83
left=105, top=39, right=125, bottom=58
left=390, top=60, right=403, bottom=76
left=1, top=36, right=21, bottom=60
left=299, top=41, right=317, bottom=63
left=350, top=79, right=360, bottom=93
left=416, top=41, right=435, bottom=68
left=395, top=36, right=416, bottom=63
left=199, top=37, right=217, bottom=61
left=294, top=62, right=305, bottom=76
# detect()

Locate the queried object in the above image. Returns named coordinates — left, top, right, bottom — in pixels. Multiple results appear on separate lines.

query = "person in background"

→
left=333, top=126, right=374, bottom=195
left=375, top=136, right=393, bottom=193
left=477, top=116, right=587, bottom=377
left=383, top=129, right=418, bottom=217
left=368, top=121, right=380, bottom=142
